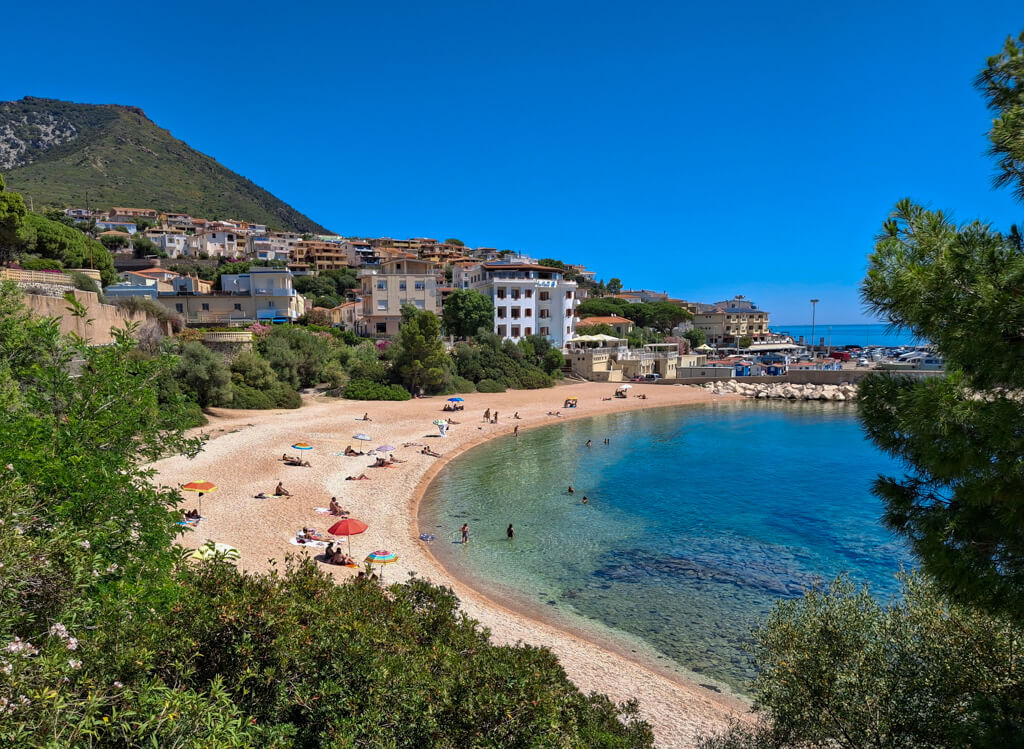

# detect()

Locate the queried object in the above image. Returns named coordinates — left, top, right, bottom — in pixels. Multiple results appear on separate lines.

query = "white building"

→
left=190, top=229, right=240, bottom=259
left=145, top=230, right=189, bottom=258
left=469, top=261, right=578, bottom=348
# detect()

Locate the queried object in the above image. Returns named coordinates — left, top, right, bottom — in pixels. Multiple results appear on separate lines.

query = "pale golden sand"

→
left=154, top=382, right=750, bottom=747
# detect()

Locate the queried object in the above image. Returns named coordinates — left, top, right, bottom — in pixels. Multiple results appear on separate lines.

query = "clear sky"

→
left=4, top=1, right=1023, bottom=322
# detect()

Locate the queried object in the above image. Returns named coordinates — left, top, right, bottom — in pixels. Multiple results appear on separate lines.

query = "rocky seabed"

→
left=698, top=380, right=858, bottom=401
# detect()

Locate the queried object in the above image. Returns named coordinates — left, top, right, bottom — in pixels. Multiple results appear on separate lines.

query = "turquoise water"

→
left=773, top=323, right=920, bottom=347
left=419, top=401, right=910, bottom=692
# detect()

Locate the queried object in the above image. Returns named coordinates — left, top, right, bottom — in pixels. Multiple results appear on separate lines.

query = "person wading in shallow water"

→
left=507, top=523, right=514, bottom=540
left=461, top=523, right=469, bottom=544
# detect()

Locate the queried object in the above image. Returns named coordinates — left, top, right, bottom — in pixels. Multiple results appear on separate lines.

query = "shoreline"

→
left=154, top=382, right=750, bottom=748
left=409, top=399, right=750, bottom=698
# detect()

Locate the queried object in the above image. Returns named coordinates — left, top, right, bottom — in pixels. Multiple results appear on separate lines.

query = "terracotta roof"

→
left=98, top=230, right=131, bottom=237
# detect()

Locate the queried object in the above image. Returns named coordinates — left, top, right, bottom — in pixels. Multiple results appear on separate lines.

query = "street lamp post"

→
left=810, top=299, right=819, bottom=358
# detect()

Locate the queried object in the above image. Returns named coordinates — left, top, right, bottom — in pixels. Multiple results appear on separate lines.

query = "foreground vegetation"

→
left=698, top=29, right=1024, bottom=748
left=0, top=283, right=653, bottom=747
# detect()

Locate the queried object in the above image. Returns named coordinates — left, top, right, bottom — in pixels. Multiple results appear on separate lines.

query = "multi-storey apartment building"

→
left=190, top=229, right=240, bottom=259
left=109, top=207, right=158, bottom=223
left=358, top=258, right=439, bottom=336
left=469, top=262, right=578, bottom=348
left=693, top=297, right=771, bottom=346
left=157, top=267, right=304, bottom=324
left=292, top=240, right=352, bottom=271
left=145, top=229, right=189, bottom=257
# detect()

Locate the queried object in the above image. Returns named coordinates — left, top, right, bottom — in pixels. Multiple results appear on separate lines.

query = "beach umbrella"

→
left=365, top=549, right=399, bottom=581
left=376, top=444, right=396, bottom=453
left=181, top=481, right=217, bottom=515
left=187, top=541, right=239, bottom=562
left=353, top=433, right=371, bottom=441
left=291, top=442, right=313, bottom=450
left=328, top=517, right=368, bottom=555
left=432, top=419, right=448, bottom=426
left=447, top=397, right=464, bottom=402
left=619, top=384, right=632, bottom=389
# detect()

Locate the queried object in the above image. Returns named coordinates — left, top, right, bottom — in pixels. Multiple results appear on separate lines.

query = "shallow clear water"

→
left=419, top=401, right=911, bottom=692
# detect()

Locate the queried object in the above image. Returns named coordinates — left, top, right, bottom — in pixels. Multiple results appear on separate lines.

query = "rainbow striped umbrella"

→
left=364, top=549, right=398, bottom=581
left=291, top=443, right=313, bottom=450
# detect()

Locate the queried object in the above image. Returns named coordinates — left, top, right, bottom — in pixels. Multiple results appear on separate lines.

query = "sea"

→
left=419, top=401, right=911, bottom=694
left=772, top=323, right=921, bottom=348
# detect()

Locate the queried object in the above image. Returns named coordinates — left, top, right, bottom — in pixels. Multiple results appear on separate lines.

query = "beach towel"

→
left=289, top=538, right=329, bottom=549
left=313, top=507, right=331, bottom=514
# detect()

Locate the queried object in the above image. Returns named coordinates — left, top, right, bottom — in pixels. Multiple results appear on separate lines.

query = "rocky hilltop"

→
left=0, top=97, right=328, bottom=233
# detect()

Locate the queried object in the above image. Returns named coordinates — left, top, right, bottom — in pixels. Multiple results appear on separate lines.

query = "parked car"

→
left=643, top=373, right=661, bottom=381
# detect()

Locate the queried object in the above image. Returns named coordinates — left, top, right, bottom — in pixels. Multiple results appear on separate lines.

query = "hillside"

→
left=0, top=97, right=329, bottom=233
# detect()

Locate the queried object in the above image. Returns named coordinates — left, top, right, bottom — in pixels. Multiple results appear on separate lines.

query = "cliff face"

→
left=0, top=98, right=329, bottom=233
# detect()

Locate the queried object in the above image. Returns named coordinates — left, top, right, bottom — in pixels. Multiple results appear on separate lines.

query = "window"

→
left=496, top=308, right=506, bottom=319
left=566, top=308, right=573, bottom=317
left=497, top=325, right=507, bottom=336
left=539, top=291, right=550, bottom=301
left=511, top=325, right=520, bottom=338
left=511, top=308, right=521, bottom=319
left=525, top=327, right=533, bottom=335
left=377, top=280, right=387, bottom=290
left=565, top=291, right=573, bottom=299
left=414, top=299, right=425, bottom=309
left=511, top=290, right=520, bottom=300
left=234, top=303, right=242, bottom=311
left=378, top=300, right=388, bottom=310
left=399, top=280, right=407, bottom=291
left=525, top=308, right=532, bottom=317
left=201, top=303, right=210, bottom=311
left=566, top=325, right=571, bottom=334
left=496, top=289, right=506, bottom=300
left=539, top=309, right=550, bottom=319
left=175, top=303, right=183, bottom=313
left=414, top=281, right=425, bottom=290
left=376, top=322, right=387, bottom=334
left=540, top=326, right=549, bottom=336
left=525, top=289, right=533, bottom=298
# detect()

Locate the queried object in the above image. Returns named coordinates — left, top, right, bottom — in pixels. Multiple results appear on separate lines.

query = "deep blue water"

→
left=419, top=401, right=910, bottom=692
left=773, top=323, right=920, bottom=347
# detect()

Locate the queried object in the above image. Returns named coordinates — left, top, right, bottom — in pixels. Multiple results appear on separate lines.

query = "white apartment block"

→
left=146, top=231, right=189, bottom=258
left=190, top=229, right=240, bottom=259
left=469, top=262, right=578, bottom=348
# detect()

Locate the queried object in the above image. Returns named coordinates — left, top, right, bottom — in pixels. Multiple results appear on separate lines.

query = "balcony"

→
left=253, top=287, right=295, bottom=296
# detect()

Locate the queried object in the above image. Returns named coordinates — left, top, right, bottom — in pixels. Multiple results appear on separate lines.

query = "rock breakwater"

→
left=699, top=380, right=858, bottom=401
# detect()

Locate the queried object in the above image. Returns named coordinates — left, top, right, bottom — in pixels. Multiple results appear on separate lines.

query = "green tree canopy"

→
left=174, top=341, right=233, bottom=408
left=683, top=328, right=707, bottom=348
left=606, top=277, right=623, bottom=294
left=856, top=32, right=1024, bottom=622
left=443, top=237, right=465, bottom=246
left=392, top=307, right=449, bottom=393
left=441, top=288, right=494, bottom=338
left=0, top=173, right=28, bottom=264
left=698, top=573, right=1024, bottom=749
left=18, top=212, right=116, bottom=284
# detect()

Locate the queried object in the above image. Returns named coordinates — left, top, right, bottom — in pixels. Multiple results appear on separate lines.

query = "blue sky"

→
left=4, top=1, right=1023, bottom=323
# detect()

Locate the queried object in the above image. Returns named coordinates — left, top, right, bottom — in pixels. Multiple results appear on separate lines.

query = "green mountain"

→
left=0, top=97, right=329, bottom=233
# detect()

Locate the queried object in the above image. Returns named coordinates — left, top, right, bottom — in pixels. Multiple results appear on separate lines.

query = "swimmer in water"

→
left=582, top=496, right=589, bottom=505
left=568, top=485, right=575, bottom=494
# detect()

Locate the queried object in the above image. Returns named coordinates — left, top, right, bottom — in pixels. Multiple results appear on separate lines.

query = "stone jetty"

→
left=698, top=379, right=858, bottom=401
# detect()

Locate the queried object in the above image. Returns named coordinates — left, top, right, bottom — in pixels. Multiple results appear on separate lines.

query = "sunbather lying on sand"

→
left=343, top=445, right=365, bottom=456
left=403, top=442, right=425, bottom=448
left=285, top=457, right=312, bottom=467
left=420, top=446, right=442, bottom=458
left=345, top=474, right=371, bottom=481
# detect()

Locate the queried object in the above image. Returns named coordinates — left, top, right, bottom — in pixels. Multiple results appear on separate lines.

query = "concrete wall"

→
left=22, top=289, right=157, bottom=345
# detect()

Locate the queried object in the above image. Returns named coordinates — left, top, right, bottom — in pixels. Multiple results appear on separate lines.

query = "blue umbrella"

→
left=447, top=397, right=464, bottom=402
left=353, top=433, right=372, bottom=441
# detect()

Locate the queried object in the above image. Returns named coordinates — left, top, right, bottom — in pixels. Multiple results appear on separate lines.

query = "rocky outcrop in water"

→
left=699, top=380, right=858, bottom=401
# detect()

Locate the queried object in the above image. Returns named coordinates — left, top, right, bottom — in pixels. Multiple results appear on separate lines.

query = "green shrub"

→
left=476, top=378, right=506, bottom=393
left=343, top=378, right=412, bottom=401
left=19, top=256, right=63, bottom=271
left=449, top=375, right=476, bottom=393
left=517, top=369, right=553, bottom=389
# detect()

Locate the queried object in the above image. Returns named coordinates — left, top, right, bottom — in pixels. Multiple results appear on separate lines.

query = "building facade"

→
left=693, top=297, right=771, bottom=346
left=469, top=262, right=578, bottom=348
left=358, top=258, right=440, bottom=336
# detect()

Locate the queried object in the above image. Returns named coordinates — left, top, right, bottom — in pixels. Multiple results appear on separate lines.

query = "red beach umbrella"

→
left=328, top=517, right=369, bottom=555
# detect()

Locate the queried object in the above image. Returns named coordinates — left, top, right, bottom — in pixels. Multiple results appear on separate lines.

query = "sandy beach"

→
left=154, top=381, right=750, bottom=747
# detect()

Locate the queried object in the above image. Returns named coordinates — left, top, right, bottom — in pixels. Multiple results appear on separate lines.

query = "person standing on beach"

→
left=507, top=523, right=514, bottom=540
left=461, top=523, right=469, bottom=544
left=514, top=425, right=519, bottom=437
left=483, top=409, right=491, bottom=423
left=492, top=411, right=499, bottom=423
